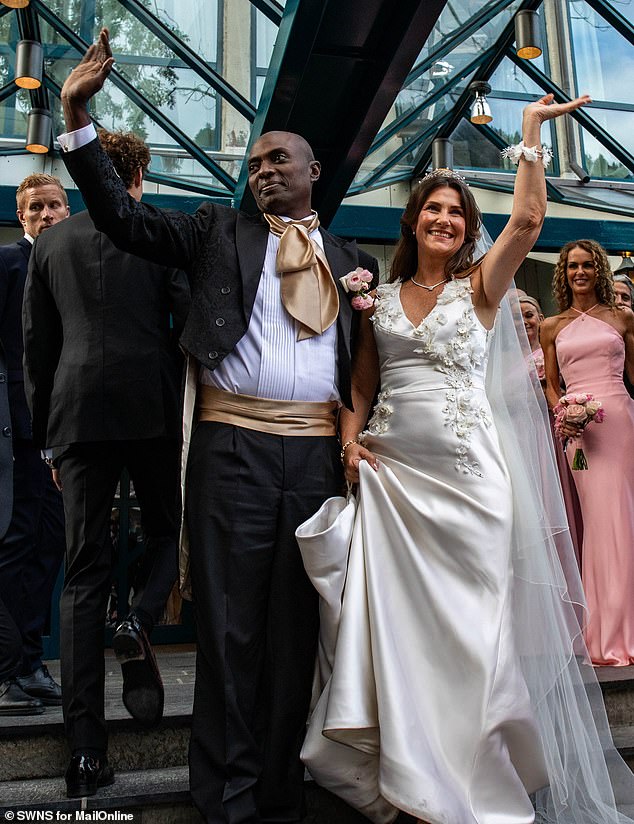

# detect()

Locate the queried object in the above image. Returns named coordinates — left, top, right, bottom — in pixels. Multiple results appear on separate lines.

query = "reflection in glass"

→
left=452, top=119, right=505, bottom=170
left=570, top=0, right=634, bottom=105
left=581, top=126, right=633, bottom=180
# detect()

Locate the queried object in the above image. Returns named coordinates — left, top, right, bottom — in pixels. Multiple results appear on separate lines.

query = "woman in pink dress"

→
left=521, top=295, right=584, bottom=566
left=541, top=239, right=634, bottom=665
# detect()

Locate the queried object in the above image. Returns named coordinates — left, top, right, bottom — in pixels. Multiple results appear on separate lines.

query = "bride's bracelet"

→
left=501, top=140, right=552, bottom=168
left=340, top=439, right=358, bottom=463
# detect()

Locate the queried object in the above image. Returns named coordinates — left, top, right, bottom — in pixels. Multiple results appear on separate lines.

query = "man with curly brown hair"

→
left=23, top=129, right=190, bottom=797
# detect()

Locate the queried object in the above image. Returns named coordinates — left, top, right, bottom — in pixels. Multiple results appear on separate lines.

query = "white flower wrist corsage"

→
left=501, top=140, right=553, bottom=168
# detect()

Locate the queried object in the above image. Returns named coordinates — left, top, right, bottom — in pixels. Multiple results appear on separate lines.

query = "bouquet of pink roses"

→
left=553, top=392, right=605, bottom=470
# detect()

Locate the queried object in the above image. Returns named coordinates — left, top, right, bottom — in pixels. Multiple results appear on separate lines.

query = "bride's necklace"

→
left=571, top=303, right=599, bottom=321
left=410, top=276, right=448, bottom=291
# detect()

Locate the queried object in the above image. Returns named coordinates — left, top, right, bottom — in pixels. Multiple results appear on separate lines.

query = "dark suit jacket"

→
left=0, top=237, right=33, bottom=439
left=23, top=210, right=190, bottom=449
left=63, top=138, right=379, bottom=410
left=0, top=342, right=11, bottom=539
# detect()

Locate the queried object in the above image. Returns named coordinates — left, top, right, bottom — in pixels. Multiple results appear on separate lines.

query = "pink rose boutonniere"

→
left=339, top=267, right=374, bottom=311
left=553, top=392, right=605, bottom=470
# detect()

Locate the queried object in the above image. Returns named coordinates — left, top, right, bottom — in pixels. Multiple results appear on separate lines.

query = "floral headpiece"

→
left=420, top=167, right=468, bottom=185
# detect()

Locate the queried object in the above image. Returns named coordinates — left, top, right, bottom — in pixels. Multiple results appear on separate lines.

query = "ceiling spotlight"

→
left=25, top=107, right=52, bottom=154
left=515, top=10, right=542, bottom=60
left=469, top=81, right=492, bottom=125
left=432, top=138, right=454, bottom=170
left=615, top=251, right=634, bottom=276
left=14, top=40, right=43, bottom=89
left=0, top=0, right=31, bottom=7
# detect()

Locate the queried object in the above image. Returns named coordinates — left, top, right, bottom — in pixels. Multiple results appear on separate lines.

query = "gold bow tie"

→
left=264, top=212, right=339, bottom=340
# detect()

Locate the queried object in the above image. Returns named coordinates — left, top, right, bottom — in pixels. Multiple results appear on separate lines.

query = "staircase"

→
left=0, top=647, right=367, bottom=823
left=1, top=650, right=634, bottom=822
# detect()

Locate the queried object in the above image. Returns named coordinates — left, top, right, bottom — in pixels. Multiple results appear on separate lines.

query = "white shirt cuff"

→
left=57, top=123, right=97, bottom=152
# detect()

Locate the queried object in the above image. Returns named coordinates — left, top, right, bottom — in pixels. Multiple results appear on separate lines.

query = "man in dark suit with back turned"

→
left=58, top=28, right=379, bottom=823
left=23, top=128, right=190, bottom=798
left=0, top=174, right=68, bottom=715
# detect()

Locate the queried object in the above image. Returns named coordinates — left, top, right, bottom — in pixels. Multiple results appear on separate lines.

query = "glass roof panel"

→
left=354, top=70, right=477, bottom=188
left=570, top=0, right=634, bottom=105
left=581, top=122, right=634, bottom=179
left=371, top=1, right=521, bottom=147
left=489, top=56, right=547, bottom=97
left=0, top=95, right=27, bottom=146
left=452, top=119, right=506, bottom=171
left=412, top=0, right=522, bottom=70
left=145, top=0, right=220, bottom=64
left=1, top=0, right=632, bottom=217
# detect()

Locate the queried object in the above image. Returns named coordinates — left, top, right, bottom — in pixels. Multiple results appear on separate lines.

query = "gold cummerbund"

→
left=196, top=384, right=338, bottom=436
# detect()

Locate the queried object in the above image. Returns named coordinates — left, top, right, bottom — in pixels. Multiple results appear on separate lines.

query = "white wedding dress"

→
left=301, top=276, right=634, bottom=824
left=302, top=277, right=549, bottom=823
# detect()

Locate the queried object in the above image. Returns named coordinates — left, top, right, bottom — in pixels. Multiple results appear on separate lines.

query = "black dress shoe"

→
left=112, top=612, right=163, bottom=727
left=0, top=680, right=45, bottom=715
left=65, top=754, right=115, bottom=798
left=16, top=664, right=62, bottom=706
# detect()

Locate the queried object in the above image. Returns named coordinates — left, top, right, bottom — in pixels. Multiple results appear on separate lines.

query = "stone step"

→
left=0, top=648, right=194, bottom=783
left=597, top=666, right=634, bottom=727
left=0, top=768, right=369, bottom=824
left=0, top=712, right=190, bottom=782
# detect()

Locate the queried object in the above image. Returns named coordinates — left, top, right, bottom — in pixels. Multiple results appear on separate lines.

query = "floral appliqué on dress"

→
left=411, top=279, right=491, bottom=476
left=359, top=286, right=397, bottom=441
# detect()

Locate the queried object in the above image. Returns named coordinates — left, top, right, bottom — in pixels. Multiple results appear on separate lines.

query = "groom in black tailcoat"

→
left=57, top=28, right=379, bottom=823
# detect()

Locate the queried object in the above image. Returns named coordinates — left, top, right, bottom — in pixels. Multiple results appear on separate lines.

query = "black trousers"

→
left=57, top=438, right=180, bottom=753
left=0, top=438, right=65, bottom=675
left=186, top=422, right=343, bottom=824
left=0, top=594, right=22, bottom=683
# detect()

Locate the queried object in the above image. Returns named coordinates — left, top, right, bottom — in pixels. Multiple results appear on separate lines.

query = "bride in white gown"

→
left=300, top=95, right=634, bottom=824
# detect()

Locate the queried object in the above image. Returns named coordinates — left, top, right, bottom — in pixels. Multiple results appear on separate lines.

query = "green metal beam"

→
left=329, top=203, right=634, bottom=252
left=249, top=0, right=284, bottom=26
left=0, top=82, right=16, bottom=104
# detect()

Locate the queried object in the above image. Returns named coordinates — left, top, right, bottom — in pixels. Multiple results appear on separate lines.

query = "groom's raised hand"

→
left=61, top=27, right=114, bottom=131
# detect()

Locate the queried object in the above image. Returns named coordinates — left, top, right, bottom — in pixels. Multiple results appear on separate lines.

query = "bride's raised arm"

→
left=474, top=93, right=590, bottom=321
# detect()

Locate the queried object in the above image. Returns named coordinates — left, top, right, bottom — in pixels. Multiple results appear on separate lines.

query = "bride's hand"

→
left=343, top=443, right=379, bottom=484
left=522, top=93, right=591, bottom=128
